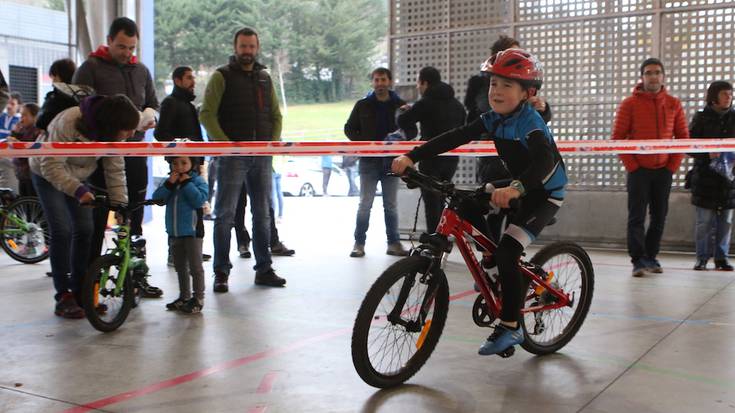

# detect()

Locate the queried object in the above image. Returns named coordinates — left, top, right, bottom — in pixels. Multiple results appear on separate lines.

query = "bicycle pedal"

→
left=498, top=346, right=516, bottom=358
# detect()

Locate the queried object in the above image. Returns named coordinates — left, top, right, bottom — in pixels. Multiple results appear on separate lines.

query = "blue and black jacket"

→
left=152, top=171, right=208, bottom=238
left=407, top=102, right=567, bottom=199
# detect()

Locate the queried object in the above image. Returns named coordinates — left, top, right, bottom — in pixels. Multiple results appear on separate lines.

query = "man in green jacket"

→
left=200, top=27, right=286, bottom=292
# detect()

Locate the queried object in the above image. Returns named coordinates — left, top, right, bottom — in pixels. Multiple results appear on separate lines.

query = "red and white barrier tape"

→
left=1, top=139, right=734, bottom=157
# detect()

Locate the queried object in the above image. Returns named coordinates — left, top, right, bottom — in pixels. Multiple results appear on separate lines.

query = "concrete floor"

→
left=1, top=196, right=734, bottom=413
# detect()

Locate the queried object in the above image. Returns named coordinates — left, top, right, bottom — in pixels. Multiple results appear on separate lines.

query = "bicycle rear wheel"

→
left=82, top=254, right=134, bottom=332
left=0, top=196, right=49, bottom=264
left=351, top=255, right=449, bottom=388
left=520, top=242, right=594, bottom=355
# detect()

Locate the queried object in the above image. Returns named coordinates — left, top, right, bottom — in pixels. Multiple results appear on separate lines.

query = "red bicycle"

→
left=351, top=167, right=594, bottom=388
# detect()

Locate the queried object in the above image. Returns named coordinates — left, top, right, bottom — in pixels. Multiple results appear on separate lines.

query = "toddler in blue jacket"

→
left=153, top=155, right=208, bottom=314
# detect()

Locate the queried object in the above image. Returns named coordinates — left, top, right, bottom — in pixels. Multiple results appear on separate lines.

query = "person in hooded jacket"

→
left=612, top=58, right=689, bottom=277
left=30, top=94, right=138, bottom=319
left=687, top=81, right=735, bottom=271
left=73, top=17, right=159, bottom=261
left=397, top=66, right=466, bottom=232
left=344, top=67, right=417, bottom=258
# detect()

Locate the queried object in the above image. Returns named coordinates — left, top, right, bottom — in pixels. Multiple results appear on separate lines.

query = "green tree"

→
left=154, top=0, right=387, bottom=103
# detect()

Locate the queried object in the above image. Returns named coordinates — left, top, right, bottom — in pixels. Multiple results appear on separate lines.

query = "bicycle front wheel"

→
left=0, top=196, right=49, bottom=264
left=82, top=254, right=134, bottom=332
left=351, top=255, right=449, bottom=388
left=520, top=242, right=594, bottom=355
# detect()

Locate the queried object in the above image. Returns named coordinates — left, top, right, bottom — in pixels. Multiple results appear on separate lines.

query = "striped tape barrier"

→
left=1, top=139, right=734, bottom=157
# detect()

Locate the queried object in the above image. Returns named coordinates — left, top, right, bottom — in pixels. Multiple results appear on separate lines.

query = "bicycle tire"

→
left=0, top=196, right=49, bottom=264
left=520, top=242, right=594, bottom=355
left=351, top=255, right=449, bottom=388
left=82, top=254, right=134, bottom=332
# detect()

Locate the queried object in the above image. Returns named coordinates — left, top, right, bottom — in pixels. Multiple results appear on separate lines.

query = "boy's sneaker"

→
left=715, top=259, right=734, bottom=271
left=271, top=242, right=295, bottom=256
left=136, top=277, right=163, bottom=298
left=645, top=257, right=663, bottom=273
left=632, top=259, right=648, bottom=278
left=180, top=298, right=203, bottom=314
left=386, top=242, right=409, bottom=256
left=478, top=324, right=524, bottom=356
left=238, top=245, right=252, bottom=258
left=350, top=243, right=365, bottom=257
left=202, top=253, right=211, bottom=262
left=166, top=298, right=187, bottom=311
left=213, top=272, right=229, bottom=293
left=54, top=292, right=84, bottom=319
left=254, top=269, right=286, bottom=287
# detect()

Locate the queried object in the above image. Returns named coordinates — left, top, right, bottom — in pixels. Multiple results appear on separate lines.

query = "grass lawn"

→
left=282, top=101, right=354, bottom=141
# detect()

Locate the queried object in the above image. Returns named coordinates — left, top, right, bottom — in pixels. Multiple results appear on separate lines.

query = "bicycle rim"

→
left=521, top=242, right=593, bottom=352
left=352, top=256, right=449, bottom=387
left=84, top=255, right=133, bottom=332
left=1, top=197, right=49, bottom=263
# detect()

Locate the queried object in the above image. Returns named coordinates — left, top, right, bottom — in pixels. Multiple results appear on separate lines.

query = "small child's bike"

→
left=0, top=189, right=49, bottom=264
left=81, top=197, right=163, bottom=332
left=351, top=168, right=594, bottom=388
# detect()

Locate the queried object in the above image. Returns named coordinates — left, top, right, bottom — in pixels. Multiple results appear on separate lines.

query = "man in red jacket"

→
left=612, top=58, right=689, bottom=277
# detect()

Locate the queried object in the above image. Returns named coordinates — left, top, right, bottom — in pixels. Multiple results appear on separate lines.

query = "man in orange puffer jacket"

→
left=612, top=58, right=689, bottom=278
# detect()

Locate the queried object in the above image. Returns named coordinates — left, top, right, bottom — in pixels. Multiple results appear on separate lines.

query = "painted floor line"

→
left=59, top=288, right=479, bottom=413
left=60, top=328, right=350, bottom=413
left=256, top=371, right=279, bottom=394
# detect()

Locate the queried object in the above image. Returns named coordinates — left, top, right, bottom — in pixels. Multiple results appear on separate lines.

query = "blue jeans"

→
left=354, top=165, right=400, bottom=245
left=32, top=173, right=93, bottom=300
left=695, top=207, right=733, bottom=261
left=213, top=157, right=272, bottom=275
left=272, top=172, right=283, bottom=219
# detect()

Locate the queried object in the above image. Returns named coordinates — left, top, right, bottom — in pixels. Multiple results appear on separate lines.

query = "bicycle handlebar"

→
left=82, top=196, right=165, bottom=212
left=397, top=167, right=520, bottom=210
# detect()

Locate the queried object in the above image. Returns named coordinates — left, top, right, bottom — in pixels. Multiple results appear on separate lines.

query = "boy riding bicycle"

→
left=392, top=50, right=567, bottom=356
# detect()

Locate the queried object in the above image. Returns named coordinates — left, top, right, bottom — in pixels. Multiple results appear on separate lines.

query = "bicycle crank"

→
left=472, top=294, right=496, bottom=327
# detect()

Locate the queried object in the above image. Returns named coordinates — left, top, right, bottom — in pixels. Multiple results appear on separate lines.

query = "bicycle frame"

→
left=434, top=206, right=572, bottom=316
left=0, top=208, right=31, bottom=235
left=99, top=222, right=131, bottom=296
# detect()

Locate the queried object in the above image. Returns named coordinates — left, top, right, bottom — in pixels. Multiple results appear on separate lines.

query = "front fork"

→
left=387, top=248, right=444, bottom=333
left=98, top=232, right=131, bottom=296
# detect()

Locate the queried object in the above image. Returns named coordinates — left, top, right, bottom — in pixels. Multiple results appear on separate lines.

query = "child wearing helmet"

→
left=392, top=49, right=567, bottom=357
left=152, top=155, right=209, bottom=314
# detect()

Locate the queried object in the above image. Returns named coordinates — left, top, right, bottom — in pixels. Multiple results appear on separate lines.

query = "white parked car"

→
left=280, top=157, right=367, bottom=197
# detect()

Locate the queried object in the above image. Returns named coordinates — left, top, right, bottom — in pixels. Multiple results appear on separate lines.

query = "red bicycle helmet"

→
left=482, top=49, right=543, bottom=93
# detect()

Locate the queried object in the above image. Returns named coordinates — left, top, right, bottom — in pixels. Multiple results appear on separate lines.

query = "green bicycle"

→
left=0, top=189, right=49, bottom=264
left=81, top=197, right=162, bottom=332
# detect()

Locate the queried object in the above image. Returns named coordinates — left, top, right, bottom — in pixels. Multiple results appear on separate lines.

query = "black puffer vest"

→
left=216, top=58, right=274, bottom=141
left=688, top=106, right=735, bottom=209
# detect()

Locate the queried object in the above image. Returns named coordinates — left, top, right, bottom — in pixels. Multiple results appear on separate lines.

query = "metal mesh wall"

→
left=389, top=0, right=735, bottom=189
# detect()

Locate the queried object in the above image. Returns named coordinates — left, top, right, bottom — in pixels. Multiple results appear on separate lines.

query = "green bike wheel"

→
left=82, top=254, right=135, bottom=332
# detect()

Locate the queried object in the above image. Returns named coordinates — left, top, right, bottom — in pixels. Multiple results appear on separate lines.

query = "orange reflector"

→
left=535, top=271, right=555, bottom=295
left=7, top=239, right=18, bottom=250
left=416, top=319, right=432, bottom=349
left=93, top=282, right=100, bottom=307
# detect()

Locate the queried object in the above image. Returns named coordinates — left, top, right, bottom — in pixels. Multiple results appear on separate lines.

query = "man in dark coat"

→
left=397, top=66, right=466, bottom=232
left=344, top=67, right=417, bottom=258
